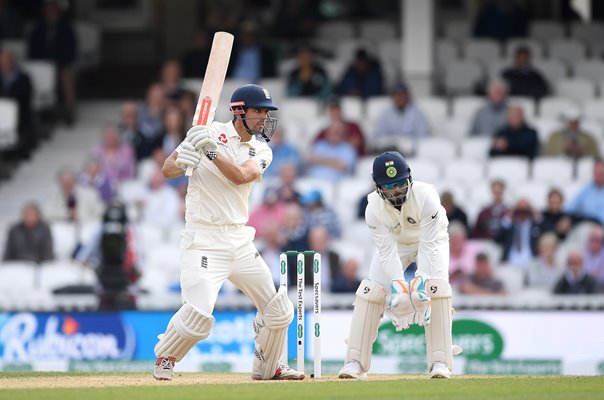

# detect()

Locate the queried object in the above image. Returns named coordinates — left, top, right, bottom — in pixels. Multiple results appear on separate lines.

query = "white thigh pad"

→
left=345, top=279, right=387, bottom=373
left=424, top=279, right=453, bottom=370
left=252, top=287, right=294, bottom=379
left=154, top=303, right=214, bottom=361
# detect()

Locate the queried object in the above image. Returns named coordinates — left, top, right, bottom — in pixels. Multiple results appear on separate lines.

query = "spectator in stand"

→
left=139, top=169, right=181, bottom=233
left=305, top=225, right=340, bottom=290
left=501, top=46, right=548, bottom=100
left=473, top=179, right=509, bottom=240
left=489, top=105, right=539, bottom=160
left=27, top=0, right=77, bottom=123
left=248, top=187, right=287, bottom=241
left=265, top=127, right=303, bottom=179
left=314, top=96, right=366, bottom=157
left=282, top=202, right=308, bottom=254
left=46, top=168, right=104, bottom=226
left=460, top=252, right=506, bottom=295
left=286, top=45, right=331, bottom=100
left=270, top=0, right=318, bottom=40
left=469, top=79, right=509, bottom=137
left=90, top=127, right=136, bottom=188
left=178, top=90, right=196, bottom=126
left=79, top=158, right=114, bottom=203
left=0, top=48, right=34, bottom=159
left=539, top=188, right=574, bottom=240
left=275, top=162, right=301, bottom=204
left=553, top=249, right=599, bottom=294
left=181, top=30, right=211, bottom=78
left=3, top=202, right=53, bottom=263
left=300, top=189, right=341, bottom=239
left=159, top=60, right=184, bottom=102
left=306, top=118, right=357, bottom=182
left=566, top=159, right=604, bottom=225
left=473, top=0, right=528, bottom=41
left=495, top=198, right=542, bottom=270
left=0, top=0, right=24, bottom=40
left=230, top=21, right=276, bottom=80
left=161, top=105, right=186, bottom=157
left=441, top=191, right=469, bottom=233
left=331, top=256, right=362, bottom=293
left=138, top=147, right=189, bottom=192
left=138, top=83, right=167, bottom=152
left=118, top=101, right=148, bottom=161
left=258, top=220, right=286, bottom=287
left=336, top=48, right=383, bottom=99
left=583, top=225, right=604, bottom=290
left=526, top=232, right=563, bottom=290
left=374, top=83, right=430, bottom=153
left=542, top=108, right=599, bottom=159
left=448, top=222, right=480, bottom=290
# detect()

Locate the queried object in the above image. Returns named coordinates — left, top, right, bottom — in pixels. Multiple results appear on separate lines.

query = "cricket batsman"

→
left=338, top=151, right=458, bottom=379
left=153, top=84, right=304, bottom=381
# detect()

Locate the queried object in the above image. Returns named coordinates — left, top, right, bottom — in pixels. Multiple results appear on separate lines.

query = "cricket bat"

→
left=185, top=31, right=234, bottom=176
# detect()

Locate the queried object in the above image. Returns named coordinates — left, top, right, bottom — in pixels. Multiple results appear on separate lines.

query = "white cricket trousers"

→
left=179, top=223, right=276, bottom=314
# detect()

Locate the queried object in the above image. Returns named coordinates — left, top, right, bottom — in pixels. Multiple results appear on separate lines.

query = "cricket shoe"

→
left=153, top=356, right=175, bottom=381
left=338, top=361, right=368, bottom=380
left=252, top=364, right=305, bottom=380
left=430, top=362, right=451, bottom=379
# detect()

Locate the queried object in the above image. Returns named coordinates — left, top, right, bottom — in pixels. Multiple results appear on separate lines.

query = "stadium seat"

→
left=317, top=21, right=355, bottom=40
left=339, top=96, right=364, bottom=122
left=451, top=96, right=484, bottom=121
left=294, top=177, right=336, bottom=205
left=459, top=137, right=491, bottom=160
left=573, top=60, right=604, bottom=84
left=582, top=99, right=604, bottom=122
left=335, top=176, right=373, bottom=224
left=569, top=22, right=604, bottom=45
left=377, top=39, right=403, bottom=89
left=539, top=96, right=579, bottom=119
left=437, top=116, right=471, bottom=140
left=38, top=260, right=97, bottom=291
left=335, top=38, right=375, bottom=64
left=0, top=99, right=18, bottom=151
left=532, top=157, right=574, bottom=184
left=443, top=159, right=485, bottom=186
left=443, top=20, right=471, bottom=43
left=528, top=20, right=565, bottom=42
left=443, top=60, right=484, bottom=96
left=366, top=95, right=391, bottom=126
left=415, top=137, right=457, bottom=161
left=555, top=78, right=596, bottom=102
left=548, top=39, right=587, bottom=64
left=50, top=222, right=78, bottom=260
left=515, top=181, right=550, bottom=209
left=407, top=157, right=442, bottom=182
left=486, top=58, right=509, bottom=81
left=531, top=116, right=560, bottom=143
left=360, top=20, right=397, bottom=41
left=576, top=157, right=595, bottom=182
left=463, top=39, right=501, bottom=66
left=435, top=40, right=459, bottom=70
left=509, top=96, right=537, bottom=121
left=494, top=265, right=525, bottom=294
left=323, top=58, right=348, bottom=83
left=21, top=60, right=56, bottom=111
left=415, top=97, right=448, bottom=131
left=533, top=59, right=568, bottom=87
left=486, top=157, right=530, bottom=186
left=582, top=118, right=604, bottom=140
left=75, top=21, right=102, bottom=69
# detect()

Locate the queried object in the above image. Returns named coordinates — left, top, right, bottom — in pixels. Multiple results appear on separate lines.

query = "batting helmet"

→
left=230, top=84, right=278, bottom=111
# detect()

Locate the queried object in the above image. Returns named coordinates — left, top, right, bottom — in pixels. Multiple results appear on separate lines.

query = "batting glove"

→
left=186, top=125, right=212, bottom=151
left=175, top=141, right=202, bottom=170
left=196, top=137, right=218, bottom=161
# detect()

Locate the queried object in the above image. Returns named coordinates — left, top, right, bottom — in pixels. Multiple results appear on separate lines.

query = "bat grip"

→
left=185, top=165, right=194, bottom=177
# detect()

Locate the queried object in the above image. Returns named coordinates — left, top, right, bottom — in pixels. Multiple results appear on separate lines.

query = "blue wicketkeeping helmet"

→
left=372, top=151, right=412, bottom=207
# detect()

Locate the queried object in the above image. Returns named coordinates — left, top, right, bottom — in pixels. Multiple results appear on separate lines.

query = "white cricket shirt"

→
left=365, top=180, right=449, bottom=280
left=180, top=121, right=272, bottom=226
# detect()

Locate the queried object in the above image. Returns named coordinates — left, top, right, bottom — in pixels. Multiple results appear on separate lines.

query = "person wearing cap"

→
left=153, top=84, right=304, bottom=381
left=338, top=151, right=459, bottom=380
left=542, top=108, right=599, bottom=159
left=374, top=83, right=430, bottom=154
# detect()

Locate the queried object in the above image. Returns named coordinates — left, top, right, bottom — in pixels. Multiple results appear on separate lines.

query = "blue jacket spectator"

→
left=336, top=49, right=383, bottom=99
left=265, top=127, right=303, bottom=179
left=566, top=160, right=604, bottom=225
left=489, top=105, right=539, bottom=160
left=306, top=122, right=357, bottom=182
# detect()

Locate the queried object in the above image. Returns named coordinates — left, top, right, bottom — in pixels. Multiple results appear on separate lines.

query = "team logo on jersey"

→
left=263, top=88, right=271, bottom=99
left=218, top=133, right=228, bottom=144
left=386, top=166, right=397, bottom=178
left=249, top=147, right=256, bottom=157
left=201, top=256, right=208, bottom=269
left=259, top=159, right=268, bottom=171
left=407, top=217, right=417, bottom=224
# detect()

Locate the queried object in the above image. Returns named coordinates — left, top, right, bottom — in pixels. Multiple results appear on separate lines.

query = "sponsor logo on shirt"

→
left=407, top=217, right=417, bottom=224
left=218, top=133, right=228, bottom=144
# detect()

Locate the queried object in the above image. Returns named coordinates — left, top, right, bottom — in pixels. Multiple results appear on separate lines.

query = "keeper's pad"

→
left=154, top=303, right=214, bottom=361
left=252, top=286, right=294, bottom=379
left=424, top=279, right=453, bottom=370
left=344, top=279, right=387, bottom=373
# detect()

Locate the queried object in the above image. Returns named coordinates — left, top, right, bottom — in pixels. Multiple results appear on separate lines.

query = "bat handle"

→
left=185, top=165, right=194, bottom=177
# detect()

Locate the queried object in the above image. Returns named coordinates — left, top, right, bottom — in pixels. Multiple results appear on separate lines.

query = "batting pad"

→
left=345, top=279, right=387, bottom=372
left=252, top=287, right=294, bottom=379
left=154, top=303, right=214, bottom=361
left=424, top=279, right=453, bottom=370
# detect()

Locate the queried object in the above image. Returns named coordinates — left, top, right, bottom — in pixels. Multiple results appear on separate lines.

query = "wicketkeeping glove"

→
left=175, top=141, right=202, bottom=170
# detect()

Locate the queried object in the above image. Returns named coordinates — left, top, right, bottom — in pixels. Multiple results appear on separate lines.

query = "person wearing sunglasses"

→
left=339, top=151, right=458, bottom=380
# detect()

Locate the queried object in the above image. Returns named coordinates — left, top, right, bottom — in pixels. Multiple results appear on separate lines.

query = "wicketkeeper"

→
left=338, top=151, right=459, bottom=379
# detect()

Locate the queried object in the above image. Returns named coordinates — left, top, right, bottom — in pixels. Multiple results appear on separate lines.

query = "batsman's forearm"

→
left=163, top=151, right=185, bottom=178
left=213, top=155, right=259, bottom=185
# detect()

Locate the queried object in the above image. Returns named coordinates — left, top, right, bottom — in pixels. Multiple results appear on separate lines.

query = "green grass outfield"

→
left=0, top=373, right=603, bottom=400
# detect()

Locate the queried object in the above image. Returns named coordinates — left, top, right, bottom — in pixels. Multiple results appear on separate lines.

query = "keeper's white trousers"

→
left=178, top=224, right=276, bottom=314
